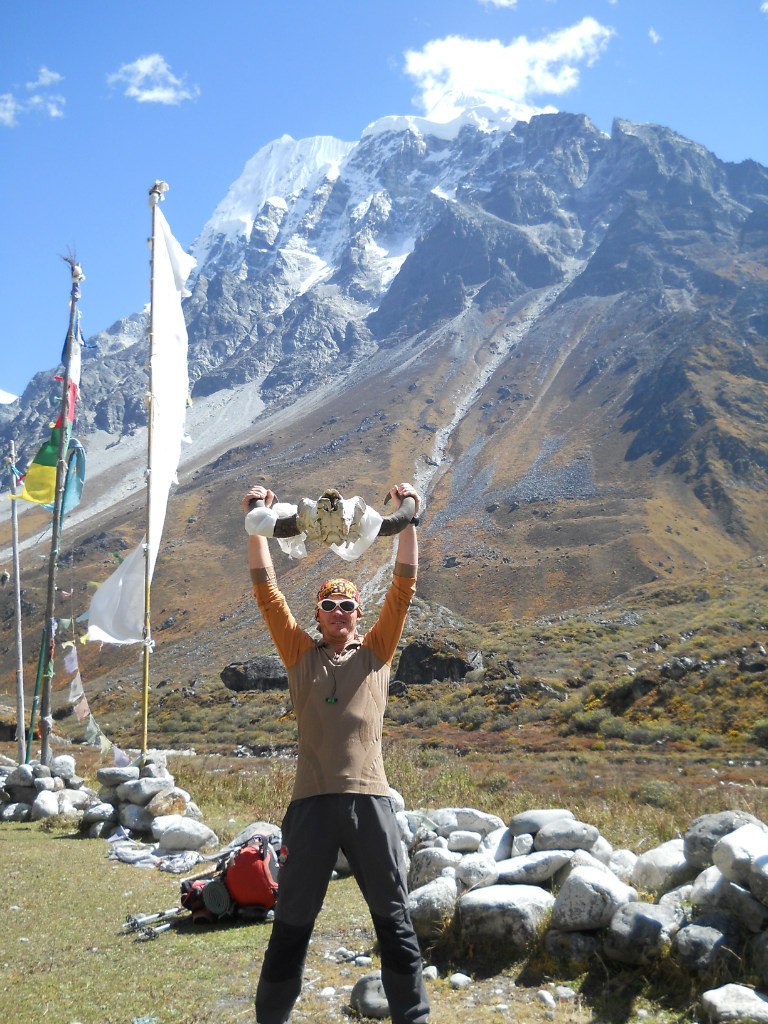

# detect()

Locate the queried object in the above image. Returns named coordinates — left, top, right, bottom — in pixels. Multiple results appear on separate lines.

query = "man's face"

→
left=316, top=592, right=361, bottom=647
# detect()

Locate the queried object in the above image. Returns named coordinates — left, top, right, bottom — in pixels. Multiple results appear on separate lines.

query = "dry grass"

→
left=1, top=754, right=706, bottom=1024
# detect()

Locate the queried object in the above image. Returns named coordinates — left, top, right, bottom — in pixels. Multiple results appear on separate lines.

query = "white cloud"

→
left=762, top=1, right=768, bottom=11
left=26, top=66, right=64, bottom=90
left=0, top=93, right=21, bottom=127
left=0, top=72, right=66, bottom=128
left=479, top=0, right=518, bottom=8
left=649, top=27, right=662, bottom=44
left=404, top=17, right=614, bottom=123
left=27, top=94, right=66, bottom=119
left=107, top=54, right=200, bottom=105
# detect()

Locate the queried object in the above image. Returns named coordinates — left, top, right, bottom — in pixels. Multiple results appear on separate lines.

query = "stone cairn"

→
left=395, top=800, right=768, bottom=1023
left=3, top=754, right=768, bottom=1021
left=0, top=753, right=218, bottom=853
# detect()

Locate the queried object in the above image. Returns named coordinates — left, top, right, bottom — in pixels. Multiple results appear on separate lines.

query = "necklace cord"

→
left=322, top=648, right=339, bottom=704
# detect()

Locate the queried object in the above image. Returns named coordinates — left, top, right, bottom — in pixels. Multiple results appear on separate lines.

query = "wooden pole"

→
left=26, top=632, right=45, bottom=763
left=6, top=442, right=26, bottom=764
left=140, top=182, right=166, bottom=756
left=39, top=260, right=83, bottom=764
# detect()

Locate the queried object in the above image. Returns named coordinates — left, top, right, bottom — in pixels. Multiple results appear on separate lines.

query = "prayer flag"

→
left=74, top=694, right=90, bottom=722
left=17, top=339, right=82, bottom=506
left=18, top=424, right=64, bottom=505
left=68, top=671, right=85, bottom=703
left=84, top=714, right=101, bottom=745
left=87, top=206, right=195, bottom=645
left=62, top=644, right=79, bottom=675
left=112, top=743, right=131, bottom=767
left=44, top=438, right=86, bottom=515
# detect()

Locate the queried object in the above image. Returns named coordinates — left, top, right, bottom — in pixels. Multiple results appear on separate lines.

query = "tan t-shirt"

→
left=252, top=564, right=416, bottom=800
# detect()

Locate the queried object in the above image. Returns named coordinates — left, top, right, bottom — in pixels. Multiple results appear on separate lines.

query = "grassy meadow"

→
left=2, top=554, right=768, bottom=1022
left=2, top=739, right=768, bottom=1024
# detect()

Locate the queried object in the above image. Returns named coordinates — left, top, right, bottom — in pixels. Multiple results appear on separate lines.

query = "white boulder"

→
left=457, top=884, right=555, bottom=953
left=156, top=818, right=218, bottom=852
left=631, top=838, right=696, bottom=894
left=701, top=983, right=768, bottom=1023
left=552, top=865, right=637, bottom=931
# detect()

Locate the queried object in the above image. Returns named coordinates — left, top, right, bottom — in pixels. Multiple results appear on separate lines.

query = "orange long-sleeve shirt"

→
left=252, top=563, right=416, bottom=800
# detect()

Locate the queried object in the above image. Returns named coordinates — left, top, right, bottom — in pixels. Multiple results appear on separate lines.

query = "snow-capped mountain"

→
left=178, top=112, right=522, bottom=402
left=190, top=133, right=357, bottom=272
left=1, top=108, right=767, bottom=637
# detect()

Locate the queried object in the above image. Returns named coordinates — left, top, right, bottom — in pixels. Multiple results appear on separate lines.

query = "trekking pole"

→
left=136, top=922, right=174, bottom=941
left=122, top=908, right=182, bottom=932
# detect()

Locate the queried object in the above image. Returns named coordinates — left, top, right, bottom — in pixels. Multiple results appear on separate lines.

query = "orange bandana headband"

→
left=316, top=578, right=360, bottom=604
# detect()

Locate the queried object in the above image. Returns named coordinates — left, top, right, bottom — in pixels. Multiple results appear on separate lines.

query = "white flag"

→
left=68, top=670, right=85, bottom=703
left=87, top=206, right=195, bottom=645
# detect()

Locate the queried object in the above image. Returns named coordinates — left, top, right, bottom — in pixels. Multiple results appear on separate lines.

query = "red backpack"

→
left=180, top=834, right=279, bottom=923
left=222, top=835, right=279, bottom=910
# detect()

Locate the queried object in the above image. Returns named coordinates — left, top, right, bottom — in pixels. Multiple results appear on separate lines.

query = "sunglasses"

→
left=317, top=598, right=359, bottom=613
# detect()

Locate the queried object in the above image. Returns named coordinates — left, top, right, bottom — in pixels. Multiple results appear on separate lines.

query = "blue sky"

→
left=2, top=0, right=767, bottom=400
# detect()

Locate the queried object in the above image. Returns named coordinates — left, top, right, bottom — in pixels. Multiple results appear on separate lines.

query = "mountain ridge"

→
left=1, top=108, right=766, bottom=698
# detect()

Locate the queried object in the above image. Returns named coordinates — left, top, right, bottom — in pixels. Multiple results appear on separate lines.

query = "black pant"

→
left=255, top=793, right=430, bottom=1024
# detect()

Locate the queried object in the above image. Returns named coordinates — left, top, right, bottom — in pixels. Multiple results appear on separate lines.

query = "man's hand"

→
left=389, top=482, right=420, bottom=566
left=242, top=485, right=277, bottom=515
left=387, top=482, right=421, bottom=513
left=244, top=486, right=276, bottom=572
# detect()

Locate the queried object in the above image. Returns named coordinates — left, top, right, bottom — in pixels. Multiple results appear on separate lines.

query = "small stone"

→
left=49, top=754, right=76, bottom=781
left=350, top=971, right=389, bottom=1019
left=450, top=973, right=472, bottom=989
left=537, top=989, right=557, bottom=1007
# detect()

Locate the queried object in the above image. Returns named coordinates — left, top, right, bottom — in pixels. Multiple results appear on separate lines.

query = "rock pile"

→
left=396, top=803, right=768, bottom=1023
left=0, top=754, right=218, bottom=854
left=4, top=753, right=768, bottom=1021
left=0, top=754, right=93, bottom=821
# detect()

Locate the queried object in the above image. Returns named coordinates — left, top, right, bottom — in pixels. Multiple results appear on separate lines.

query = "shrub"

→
left=414, top=705, right=441, bottom=729
left=697, top=733, right=725, bottom=749
left=488, top=714, right=515, bottom=732
left=417, top=746, right=449, bottom=769
left=598, top=716, right=628, bottom=740
left=636, top=780, right=679, bottom=810
left=386, top=703, right=418, bottom=725
left=561, top=708, right=610, bottom=735
left=750, top=719, right=768, bottom=748
left=623, top=720, right=684, bottom=745
left=482, top=772, right=509, bottom=794
left=460, top=707, right=491, bottom=730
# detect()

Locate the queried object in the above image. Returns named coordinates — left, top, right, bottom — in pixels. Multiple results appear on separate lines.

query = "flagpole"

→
left=6, top=443, right=26, bottom=764
left=140, top=181, right=168, bottom=756
left=39, top=259, right=84, bottom=764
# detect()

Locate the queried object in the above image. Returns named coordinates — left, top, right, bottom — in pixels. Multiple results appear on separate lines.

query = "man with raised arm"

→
left=242, top=481, right=429, bottom=1024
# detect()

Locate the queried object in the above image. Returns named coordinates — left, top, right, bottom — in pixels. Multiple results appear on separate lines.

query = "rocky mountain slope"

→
left=1, top=109, right=766, bottom=699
